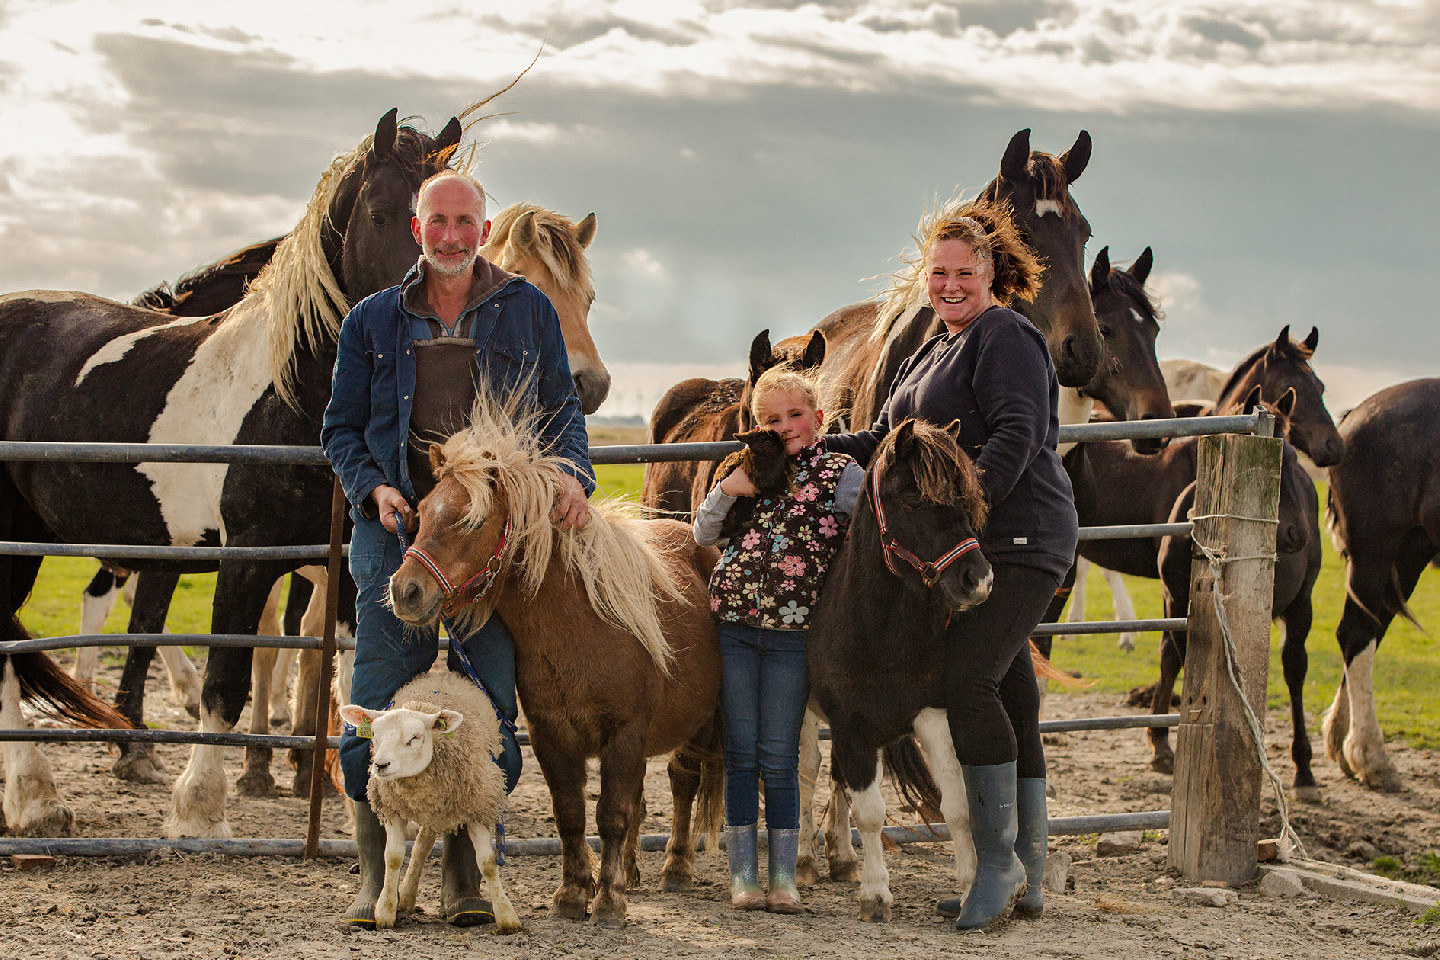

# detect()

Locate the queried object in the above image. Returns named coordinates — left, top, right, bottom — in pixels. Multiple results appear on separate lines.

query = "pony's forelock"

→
left=483, top=203, right=595, bottom=303
left=875, top=421, right=988, bottom=533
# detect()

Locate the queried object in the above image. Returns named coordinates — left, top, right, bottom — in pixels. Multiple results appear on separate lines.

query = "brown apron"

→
left=408, top=320, right=479, bottom=500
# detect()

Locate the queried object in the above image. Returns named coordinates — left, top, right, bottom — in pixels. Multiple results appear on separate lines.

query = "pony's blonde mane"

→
left=483, top=203, right=596, bottom=303
left=436, top=392, right=683, bottom=674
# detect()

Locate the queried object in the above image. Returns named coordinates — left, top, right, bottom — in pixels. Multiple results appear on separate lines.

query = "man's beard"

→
left=425, top=247, right=476, bottom=277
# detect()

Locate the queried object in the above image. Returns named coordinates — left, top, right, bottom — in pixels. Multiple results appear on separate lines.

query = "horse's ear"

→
left=801, top=330, right=826, bottom=369
left=1000, top=129, right=1032, bottom=182
left=1301, top=326, right=1319, bottom=356
left=429, top=442, right=446, bottom=475
left=943, top=418, right=962, bottom=441
left=575, top=212, right=597, bottom=250
left=513, top=210, right=538, bottom=252
left=1089, top=246, right=1111, bottom=293
left=432, top=117, right=462, bottom=162
left=893, top=418, right=917, bottom=455
left=1130, top=246, right=1154, bottom=286
left=1271, top=325, right=1292, bottom=354
left=748, top=329, right=774, bottom=383
left=1060, top=130, right=1092, bottom=184
left=1276, top=386, right=1298, bottom=420
left=1241, top=383, right=1265, bottom=414
left=373, top=108, right=399, bottom=162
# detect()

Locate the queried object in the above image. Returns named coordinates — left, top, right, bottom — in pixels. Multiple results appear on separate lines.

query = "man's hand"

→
left=553, top=473, right=591, bottom=531
left=719, top=468, right=759, bottom=498
left=371, top=484, right=416, bottom=535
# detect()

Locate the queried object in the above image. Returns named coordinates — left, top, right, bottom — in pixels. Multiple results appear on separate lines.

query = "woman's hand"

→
left=720, top=468, right=759, bottom=497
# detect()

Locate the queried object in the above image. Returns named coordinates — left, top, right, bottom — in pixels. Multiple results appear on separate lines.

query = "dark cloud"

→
left=951, top=0, right=1075, bottom=39
left=1184, top=16, right=1266, bottom=52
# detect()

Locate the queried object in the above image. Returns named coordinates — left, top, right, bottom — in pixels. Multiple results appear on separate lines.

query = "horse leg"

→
left=470, top=822, right=522, bottom=934
left=1321, top=671, right=1351, bottom=777
left=796, top=708, right=822, bottom=885
left=166, top=561, right=280, bottom=838
left=847, top=752, right=893, bottom=922
left=1280, top=595, right=1318, bottom=799
left=1148, top=630, right=1184, bottom=775
left=289, top=567, right=347, bottom=797
left=1105, top=567, right=1139, bottom=653
left=237, top=578, right=284, bottom=797
left=74, top=566, right=125, bottom=691
left=2, top=652, right=73, bottom=837
left=661, top=750, right=698, bottom=892
left=1061, top=557, right=1087, bottom=644
left=823, top=767, right=859, bottom=882
left=913, top=708, right=975, bottom=889
left=622, top=778, right=646, bottom=890
left=531, top=731, right=595, bottom=920
left=113, top=570, right=179, bottom=783
left=591, top=731, right=646, bottom=928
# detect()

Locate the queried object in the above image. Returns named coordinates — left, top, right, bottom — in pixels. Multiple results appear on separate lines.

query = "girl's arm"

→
left=692, top=482, right=739, bottom=546
left=833, top=461, right=866, bottom=519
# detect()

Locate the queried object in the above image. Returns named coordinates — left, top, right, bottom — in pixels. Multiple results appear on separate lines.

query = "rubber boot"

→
left=726, top=824, right=765, bottom=910
left=440, top=826, right=495, bottom=926
left=950, top=762, right=1027, bottom=932
left=345, top=800, right=385, bottom=928
left=766, top=827, right=803, bottom=914
left=1013, top=778, right=1049, bottom=917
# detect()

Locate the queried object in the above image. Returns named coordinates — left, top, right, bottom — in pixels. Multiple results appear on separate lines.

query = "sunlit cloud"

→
left=624, top=247, right=665, bottom=277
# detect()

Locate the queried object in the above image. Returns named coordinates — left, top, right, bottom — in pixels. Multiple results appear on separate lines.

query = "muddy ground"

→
left=3, top=653, right=1439, bottom=959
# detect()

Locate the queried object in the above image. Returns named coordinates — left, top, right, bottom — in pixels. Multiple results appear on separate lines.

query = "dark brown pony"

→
left=1323, top=378, right=1440, bottom=792
left=389, top=398, right=723, bottom=928
left=642, top=328, right=825, bottom=520
left=815, top=129, right=1099, bottom=430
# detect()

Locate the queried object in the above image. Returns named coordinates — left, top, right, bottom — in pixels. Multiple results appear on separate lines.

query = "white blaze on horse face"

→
left=1035, top=199, right=1063, bottom=217
left=139, top=298, right=275, bottom=545
left=75, top=314, right=211, bottom=387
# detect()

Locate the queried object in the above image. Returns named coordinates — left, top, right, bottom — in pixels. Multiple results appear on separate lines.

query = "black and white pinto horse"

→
left=0, top=108, right=460, bottom=837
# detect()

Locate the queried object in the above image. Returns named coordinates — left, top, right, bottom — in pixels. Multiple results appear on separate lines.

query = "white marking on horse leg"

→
left=823, top=773, right=858, bottom=880
left=1056, top=388, right=1093, bottom=457
left=376, top=821, right=408, bottom=929
left=850, top=756, right=893, bottom=922
left=1034, top=199, right=1063, bottom=217
left=1322, top=672, right=1352, bottom=775
left=257, top=577, right=292, bottom=725
left=473, top=823, right=522, bottom=933
left=333, top=649, right=355, bottom=706
left=164, top=707, right=235, bottom=838
left=1342, top=642, right=1401, bottom=790
left=158, top=645, right=202, bottom=715
left=796, top=708, right=821, bottom=882
left=2, top=659, right=73, bottom=836
left=1105, top=567, right=1138, bottom=651
left=914, top=708, right=974, bottom=888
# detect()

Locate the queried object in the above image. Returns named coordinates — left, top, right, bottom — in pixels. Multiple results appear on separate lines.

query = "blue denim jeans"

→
left=717, top=622, right=809, bottom=829
left=339, top=515, right=522, bottom=801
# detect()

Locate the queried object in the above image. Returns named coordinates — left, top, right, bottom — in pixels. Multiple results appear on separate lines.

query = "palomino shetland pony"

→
left=389, top=396, right=724, bottom=929
left=815, top=129, right=1100, bottom=430
left=0, top=108, right=460, bottom=838
left=1324, top=378, right=1440, bottom=792
left=808, top=419, right=994, bottom=922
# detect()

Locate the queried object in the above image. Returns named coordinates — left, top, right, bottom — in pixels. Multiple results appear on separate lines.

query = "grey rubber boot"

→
left=726, top=824, right=765, bottom=910
left=766, top=827, right=803, bottom=913
left=951, top=762, right=1027, bottom=932
left=1013, top=777, right=1049, bottom=917
left=441, top=826, right=495, bottom=926
left=345, top=800, right=385, bottom=928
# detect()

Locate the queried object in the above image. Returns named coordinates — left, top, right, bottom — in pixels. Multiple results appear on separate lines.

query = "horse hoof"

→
left=113, top=750, right=166, bottom=784
left=1358, top=766, right=1403, bottom=794
left=829, top=859, right=860, bottom=884
left=796, top=857, right=820, bottom=887
left=626, top=864, right=642, bottom=889
left=660, top=872, right=692, bottom=893
left=236, top=769, right=277, bottom=798
left=17, top=802, right=75, bottom=838
left=552, top=889, right=589, bottom=922
left=1150, top=754, right=1175, bottom=776
left=184, top=702, right=202, bottom=720
left=1291, top=785, right=1323, bottom=804
left=857, top=897, right=892, bottom=923
left=590, top=908, right=626, bottom=929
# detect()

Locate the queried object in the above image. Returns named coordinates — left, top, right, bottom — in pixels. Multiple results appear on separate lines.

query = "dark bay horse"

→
left=807, top=419, right=994, bottom=921
left=815, top=129, right=1100, bottom=429
left=0, top=108, right=461, bottom=838
left=1323, top=378, right=1440, bottom=792
left=388, top=396, right=724, bottom=928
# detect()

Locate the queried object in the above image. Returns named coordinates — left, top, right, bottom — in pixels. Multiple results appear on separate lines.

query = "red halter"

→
left=402, top=516, right=513, bottom=620
left=868, top=468, right=981, bottom=589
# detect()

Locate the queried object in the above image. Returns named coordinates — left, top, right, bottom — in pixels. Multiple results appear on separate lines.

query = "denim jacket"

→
left=322, top=260, right=594, bottom=519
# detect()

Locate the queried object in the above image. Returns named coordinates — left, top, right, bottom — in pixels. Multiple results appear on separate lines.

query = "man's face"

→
left=412, top=177, right=491, bottom=278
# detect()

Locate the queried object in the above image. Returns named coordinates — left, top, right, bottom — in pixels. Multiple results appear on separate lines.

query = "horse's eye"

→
left=1099, top=324, right=1112, bottom=338
left=370, top=212, right=385, bottom=226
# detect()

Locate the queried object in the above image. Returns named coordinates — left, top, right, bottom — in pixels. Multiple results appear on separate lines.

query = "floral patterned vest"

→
left=709, top=443, right=855, bottom=630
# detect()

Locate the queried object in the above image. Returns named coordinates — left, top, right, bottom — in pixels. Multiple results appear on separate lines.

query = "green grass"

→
left=18, top=468, right=1440, bottom=751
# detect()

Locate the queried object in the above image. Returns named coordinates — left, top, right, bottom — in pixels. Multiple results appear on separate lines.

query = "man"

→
left=322, top=169, right=593, bottom=928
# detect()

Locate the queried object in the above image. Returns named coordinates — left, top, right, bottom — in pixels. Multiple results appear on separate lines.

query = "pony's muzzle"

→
left=389, top=570, right=441, bottom=625
left=941, top=564, right=993, bottom=611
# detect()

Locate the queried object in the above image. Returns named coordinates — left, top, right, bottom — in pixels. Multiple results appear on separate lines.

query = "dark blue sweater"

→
left=826, top=306, right=1078, bottom=577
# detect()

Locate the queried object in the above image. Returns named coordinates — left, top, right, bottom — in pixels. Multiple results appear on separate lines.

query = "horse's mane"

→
left=1102, top=268, right=1163, bottom=325
left=873, top=420, right=989, bottom=533
left=483, top=203, right=595, bottom=303
left=1214, top=334, right=1315, bottom=408
left=436, top=391, right=684, bottom=674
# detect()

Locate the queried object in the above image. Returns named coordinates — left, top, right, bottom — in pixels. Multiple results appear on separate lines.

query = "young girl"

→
left=693, top=366, right=864, bottom=912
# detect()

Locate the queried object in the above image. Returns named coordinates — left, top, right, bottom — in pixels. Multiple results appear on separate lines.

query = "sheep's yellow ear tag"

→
left=437, top=716, right=456, bottom=737
left=357, top=716, right=373, bottom=739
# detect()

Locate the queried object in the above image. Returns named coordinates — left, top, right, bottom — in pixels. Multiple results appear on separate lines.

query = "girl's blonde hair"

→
left=750, top=366, right=822, bottom=424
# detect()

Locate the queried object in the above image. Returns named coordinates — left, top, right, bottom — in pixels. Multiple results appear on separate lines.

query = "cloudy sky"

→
left=1, top=0, right=1436, bottom=417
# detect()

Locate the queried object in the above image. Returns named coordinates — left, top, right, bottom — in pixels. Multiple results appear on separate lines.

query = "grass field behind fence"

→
left=16, top=465, right=1440, bottom=749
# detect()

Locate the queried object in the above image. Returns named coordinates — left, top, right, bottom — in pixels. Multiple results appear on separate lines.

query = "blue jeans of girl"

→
left=717, top=622, right=809, bottom=829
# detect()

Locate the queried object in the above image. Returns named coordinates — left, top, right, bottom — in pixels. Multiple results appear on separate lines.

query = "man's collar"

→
left=403, top=256, right=520, bottom=322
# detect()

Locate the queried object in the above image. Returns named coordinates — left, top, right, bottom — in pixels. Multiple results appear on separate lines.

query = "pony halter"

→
left=400, top=515, right=513, bottom=620
left=868, top=468, right=980, bottom=589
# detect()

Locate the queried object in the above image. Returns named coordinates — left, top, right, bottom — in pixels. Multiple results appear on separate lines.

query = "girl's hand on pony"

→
left=720, top=468, right=759, bottom=498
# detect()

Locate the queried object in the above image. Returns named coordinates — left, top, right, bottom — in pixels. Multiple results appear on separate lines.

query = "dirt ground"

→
left=4, top=654, right=1439, bottom=960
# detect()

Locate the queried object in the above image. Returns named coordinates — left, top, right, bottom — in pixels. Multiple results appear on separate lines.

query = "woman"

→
left=825, top=198, right=1078, bottom=931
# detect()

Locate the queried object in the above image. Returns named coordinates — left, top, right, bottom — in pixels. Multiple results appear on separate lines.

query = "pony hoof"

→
left=589, top=908, right=626, bottom=929
left=113, top=749, right=166, bottom=784
left=17, top=802, right=75, bottom=838
left=796, top=857, right=820, bottom=886
left=552, top=889, right=589, bottom=921
left=829, top=859, right=860, bottom=883
left=660, top=872, right=692, bottom=893
left=626, top=864, right=642, bottom=888
left=857, top=897, right=892, bottom=923
left=1149, top=753, right=1175, bottom=776
left=235, top=769, right=277, bottom=798
left=1358, top=766, right=1403, bottom=793
left=1291, top=785, right=1323, bottom=804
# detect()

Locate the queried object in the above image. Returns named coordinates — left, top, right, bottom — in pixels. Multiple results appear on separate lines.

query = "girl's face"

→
left=756, top=388, right=823, bottom=456
left=927, top=238, right=995, bottom=333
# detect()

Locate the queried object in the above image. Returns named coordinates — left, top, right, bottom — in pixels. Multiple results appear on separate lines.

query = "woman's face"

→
left=927, top=238, right=995, bottom=333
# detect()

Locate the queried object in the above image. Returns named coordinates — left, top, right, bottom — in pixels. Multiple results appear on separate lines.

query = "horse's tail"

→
left=5, top=614, right=136, bottom=730
left=882, top=735, right=944, bottom=827
left=1030, top=639, right=1088, bottom=690
left=675, top=710, right=726, bottom=853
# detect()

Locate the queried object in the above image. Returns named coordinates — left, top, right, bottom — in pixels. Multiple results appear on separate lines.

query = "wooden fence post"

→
left=1168, top=428, right=1281, bottom=885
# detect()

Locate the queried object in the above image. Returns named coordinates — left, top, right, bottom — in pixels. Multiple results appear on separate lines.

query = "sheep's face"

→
left=338, top=704, right=465, bottom=781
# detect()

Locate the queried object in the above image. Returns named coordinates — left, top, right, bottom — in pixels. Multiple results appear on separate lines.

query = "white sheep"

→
left=338, top=669, right=518, bottom=933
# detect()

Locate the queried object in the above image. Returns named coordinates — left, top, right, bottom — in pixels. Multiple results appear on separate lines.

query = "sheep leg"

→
left=399, top=826, right=438, bottom=915
left=376, top=821, right=408, bottom=929
left=590, top=731, right=646, bottom=928
left=471, top=822, right=521, bottom=934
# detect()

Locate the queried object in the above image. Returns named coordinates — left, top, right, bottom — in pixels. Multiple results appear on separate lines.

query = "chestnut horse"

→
left=389, top=394, right=723, bottom=928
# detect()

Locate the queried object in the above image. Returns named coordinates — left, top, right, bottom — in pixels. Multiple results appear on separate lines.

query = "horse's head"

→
left=737, top=328, right=826, bottom=430
left=865, top=419, right=993, bottom=612
left=324, top=108, right=462, bottom=304
left=1219, top=326, right=1344, bottom=467
left=482, top=204, right=609, bottom=414
left=1085, top=246, right=1175, bottom=453
left=1238, top=386, right=1313, bottom=554
left=981, top=129, right=1100, bottom=388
